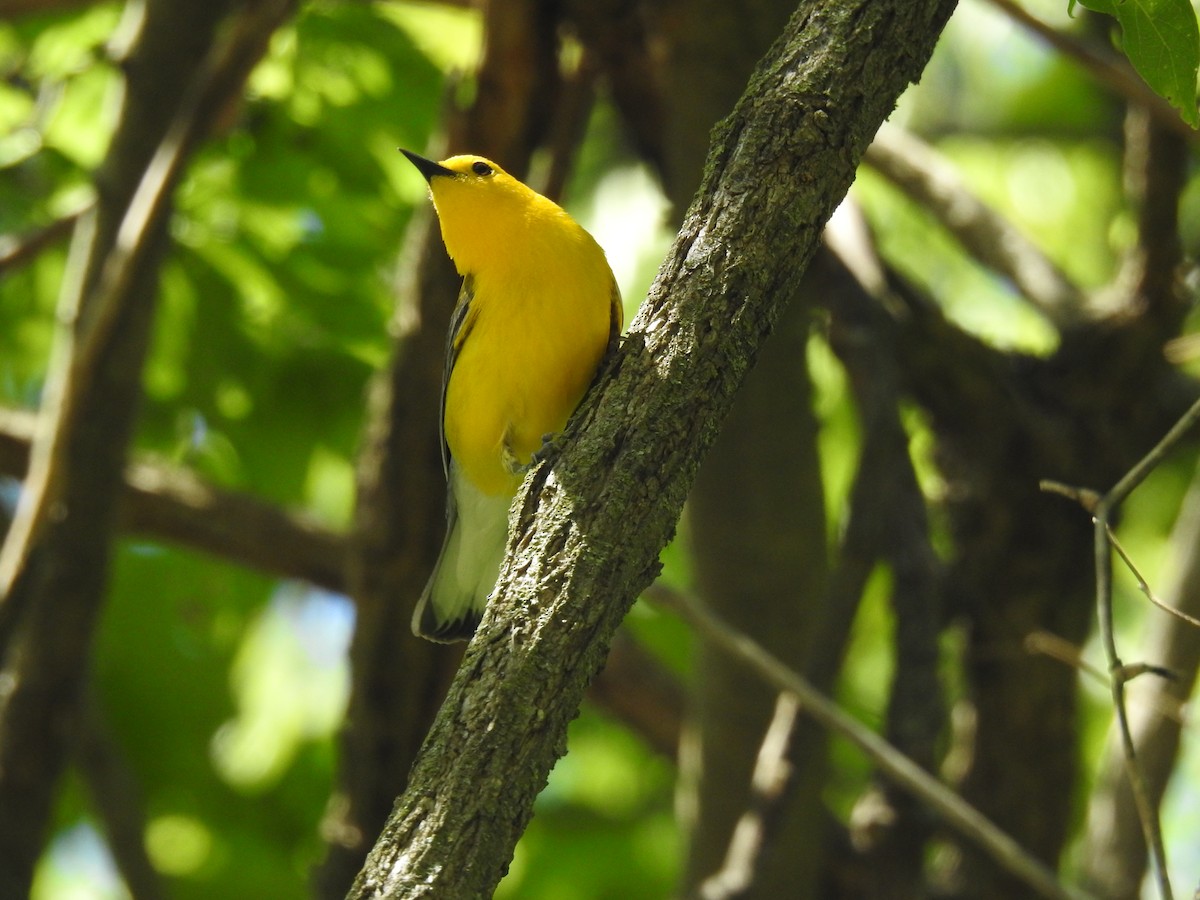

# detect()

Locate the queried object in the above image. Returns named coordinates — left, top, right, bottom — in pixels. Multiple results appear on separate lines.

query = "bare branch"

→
left=1038, top=486, right=1200, bottom=630
left=1107, top=528, right=1200, bottom=631
left=1116, top=107, right=1189, bottom=329
left=1092, top=508, right=1174, bottom=900
left=1026, top=631, right=1187, bottom=727
left=1046, top=397, right=1200, bottom=900
left=863, top=126, right=1086, bottom=327
left=1082, top=459, right=1200, bottom=895
left=6, top=417, right=680, bottom=782
left=0, top=407, right=350, bottom=592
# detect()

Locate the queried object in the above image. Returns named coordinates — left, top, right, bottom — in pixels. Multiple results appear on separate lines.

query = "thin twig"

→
left=1025, top=631, right=1186, bottom=725
left=1106, top=398, right=1200, bottom=505
left=1080, top=458, right=1200, bottom=893
left=645, top=585, right=1093, bottom=900
left=1092, top=507, right=1173, bottom=900
left=1041, top=397, right=1200, bottom=900
left=0, top=206, right=91, bottom=275
left=1041, top=479, right=1200, bottom=630
left=1108, top=529, right=1200, bottom=630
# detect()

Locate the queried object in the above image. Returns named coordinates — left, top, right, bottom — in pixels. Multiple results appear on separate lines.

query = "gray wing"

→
left=440, top=273, right=476, bottom=477
left=607, top=277, right=622, bottom=354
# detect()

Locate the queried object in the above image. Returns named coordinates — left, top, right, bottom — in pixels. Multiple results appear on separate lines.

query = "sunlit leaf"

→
left=1071, top=0, right=1200, bottom=127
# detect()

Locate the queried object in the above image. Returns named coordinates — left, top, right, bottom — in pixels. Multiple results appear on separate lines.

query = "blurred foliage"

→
left=1, top=0, right=1199, bottom=897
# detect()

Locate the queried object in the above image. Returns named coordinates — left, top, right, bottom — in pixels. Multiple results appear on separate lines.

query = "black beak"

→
left=401, top=149, right=456, bottom=182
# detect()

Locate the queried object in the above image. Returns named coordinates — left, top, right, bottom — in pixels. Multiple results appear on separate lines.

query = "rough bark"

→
left=347, top=0, right=957, bottom=895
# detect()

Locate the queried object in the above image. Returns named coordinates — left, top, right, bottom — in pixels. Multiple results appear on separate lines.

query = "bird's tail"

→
left=411, top=465, right=512, bottom=642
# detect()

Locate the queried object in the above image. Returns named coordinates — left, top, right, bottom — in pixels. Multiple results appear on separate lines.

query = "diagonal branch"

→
left=0, top=206, right=90, bottom=275
left=863, top=126, right=1087, bottom=327
left=652, top=588, right=1091, bottom=900
left=1, top=405, right=684, bottom=766
left=346, top=2, right=959, bottom=896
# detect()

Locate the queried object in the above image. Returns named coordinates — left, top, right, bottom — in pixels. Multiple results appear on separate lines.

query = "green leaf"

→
left=1072, top=0, right=1200, bottom=127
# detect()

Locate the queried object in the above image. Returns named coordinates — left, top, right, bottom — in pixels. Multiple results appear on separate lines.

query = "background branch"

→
left=0, top=406, right=349, bottom=592
left=651, top=588, right=1090, bottom=900
left=816, top=232, right=947, bottom=895
left=695, top=693, right=802, bottom=900
left=1087, top=399, right=1200, bottom=900
left=0, top=207, right=89, bottom=276
left=1081, top=457, right=1200, bottom=897
left=863, top=126, right=1086, bottom=326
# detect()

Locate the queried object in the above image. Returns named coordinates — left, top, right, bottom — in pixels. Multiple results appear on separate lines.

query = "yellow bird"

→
left=402, top=150, right=622, bottom=642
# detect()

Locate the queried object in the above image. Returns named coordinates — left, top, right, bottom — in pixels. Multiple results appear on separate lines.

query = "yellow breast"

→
left=443, top=256, right=615, bottom=497
left=420, top=154, right=621, bottom=498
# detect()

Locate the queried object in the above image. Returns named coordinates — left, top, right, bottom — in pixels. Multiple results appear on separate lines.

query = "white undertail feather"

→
left=413, top=462, right=512, bottom=639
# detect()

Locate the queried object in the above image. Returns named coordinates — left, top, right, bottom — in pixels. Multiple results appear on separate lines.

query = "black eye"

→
left=471, top=160, right=493, bottom=176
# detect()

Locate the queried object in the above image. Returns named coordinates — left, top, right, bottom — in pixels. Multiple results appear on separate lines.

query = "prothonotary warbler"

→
left=402, top=150, right=622, bottom=642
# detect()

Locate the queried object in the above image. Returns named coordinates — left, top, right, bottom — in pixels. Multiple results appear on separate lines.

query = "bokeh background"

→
left=2, top=0, right=1199, bottom=898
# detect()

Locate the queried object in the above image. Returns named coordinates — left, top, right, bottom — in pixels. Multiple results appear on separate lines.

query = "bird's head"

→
left=401, top=150, right=564, bottom=275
